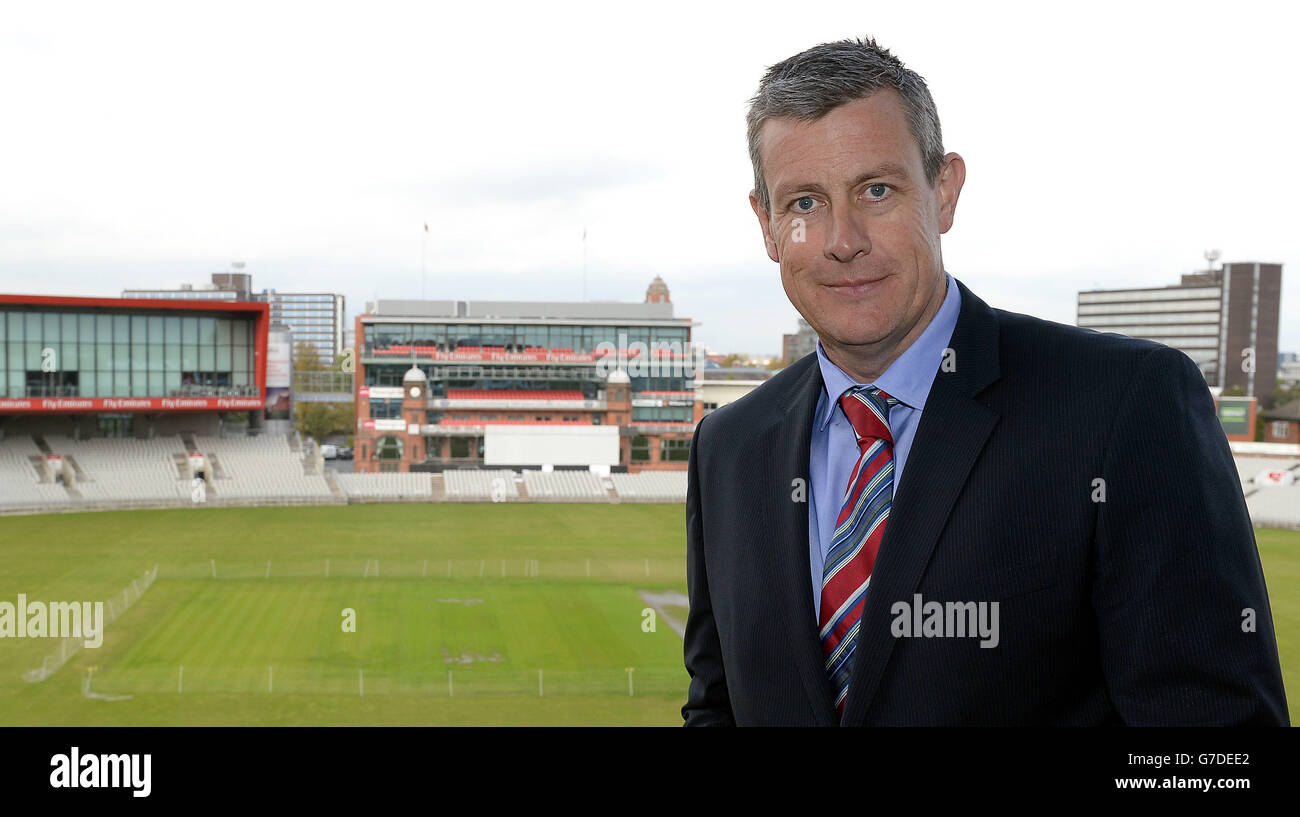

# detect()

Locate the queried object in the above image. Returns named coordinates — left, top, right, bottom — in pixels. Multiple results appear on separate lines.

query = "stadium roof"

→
left=365, top=298, right=677, bottom=321
left=1260, top=398, right=1300, bottom=422
left=0, top=292, right=269, bottom=315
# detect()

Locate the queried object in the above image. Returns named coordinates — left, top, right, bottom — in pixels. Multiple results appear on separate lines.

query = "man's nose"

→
left=823, top=205, right=871, bottom=263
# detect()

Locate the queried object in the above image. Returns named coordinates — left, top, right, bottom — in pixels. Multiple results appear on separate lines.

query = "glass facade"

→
left=363, top=364, right=693, bottom=398
left=632, top=405, right=693, bottom=422
left=0, top=308, right=257, bottom=398
left=361, top=321, right=695, bottom=397
left=363, top=322, right=689, bottom=355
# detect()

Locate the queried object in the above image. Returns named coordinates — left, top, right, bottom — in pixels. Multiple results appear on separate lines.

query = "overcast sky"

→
left=1, top=0, right=1296, bottom=358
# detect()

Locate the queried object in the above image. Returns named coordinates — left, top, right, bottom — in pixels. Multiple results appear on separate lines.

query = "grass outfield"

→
left=0, top=504, right=1295, bottom=725
left=0, top=504, right=690, bottom=726
left=1258, top=528, right=1299, bottom=724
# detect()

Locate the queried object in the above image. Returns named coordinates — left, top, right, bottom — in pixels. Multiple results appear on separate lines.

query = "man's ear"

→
left=749, top=190, right=780, bottom=263
left=936, top=152, right=966, bottom=234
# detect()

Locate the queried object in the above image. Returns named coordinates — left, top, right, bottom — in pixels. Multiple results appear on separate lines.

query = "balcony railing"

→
left=21, top=385, right=81, bottom=398
left=170, top=384, right=260, bottom=397
left=19, top=384, right=259, bottom=398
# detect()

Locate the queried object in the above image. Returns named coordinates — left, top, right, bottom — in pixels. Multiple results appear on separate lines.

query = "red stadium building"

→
left=352, top=279, right=701, bottom=473
left=0, top=294, right=269, bottom=438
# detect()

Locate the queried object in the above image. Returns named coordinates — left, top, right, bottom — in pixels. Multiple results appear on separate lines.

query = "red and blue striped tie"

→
left=820, top=385, right=899, bottom=718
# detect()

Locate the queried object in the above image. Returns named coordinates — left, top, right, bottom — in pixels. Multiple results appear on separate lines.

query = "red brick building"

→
left=352, top=281, right=701, bottom=473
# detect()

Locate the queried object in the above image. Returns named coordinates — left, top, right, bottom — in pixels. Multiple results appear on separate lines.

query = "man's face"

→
left=750, top=90, right=964, bottom=366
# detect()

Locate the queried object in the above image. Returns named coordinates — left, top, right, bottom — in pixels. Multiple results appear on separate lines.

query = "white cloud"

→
left=1, top=0, right=1295, bottom=356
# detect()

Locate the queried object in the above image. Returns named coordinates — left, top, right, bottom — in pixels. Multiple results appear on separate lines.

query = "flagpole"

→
left=581, top=225, right=587, bottom=301
left=421, top=223, right=428, bottom=300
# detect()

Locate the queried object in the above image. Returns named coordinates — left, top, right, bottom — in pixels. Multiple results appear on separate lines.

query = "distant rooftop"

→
left=699, top=367, right=773, bottom=381
left=366, top=299, right=678, bottom=321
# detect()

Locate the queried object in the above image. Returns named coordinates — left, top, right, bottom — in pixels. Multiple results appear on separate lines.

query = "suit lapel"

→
left=839, top=277, right=1003, bottom=725
left=758, top=355, right=838, bottom=725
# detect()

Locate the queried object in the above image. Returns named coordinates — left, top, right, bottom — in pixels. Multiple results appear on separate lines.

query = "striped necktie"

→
left=820, top=385, right=899, bottom=718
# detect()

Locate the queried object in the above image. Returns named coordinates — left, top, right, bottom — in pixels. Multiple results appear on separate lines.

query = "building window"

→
left=375, top=436, right=403, bottom=460
left=660, top=438, right=690, bottom=462
left=97, top=414, right=133, bottom=438
left=631, top=435, right=650, bottom=462
left=371, top=398, right=403, bottom=419
left=1273, top=421, right=1291, bottom=439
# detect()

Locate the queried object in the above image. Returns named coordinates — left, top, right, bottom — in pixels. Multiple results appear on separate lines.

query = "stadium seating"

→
left=610, top=471, right=688, bottom=501
left=2, top=431, right=695, bottom=512
left=47, top=435, right=189, bottom=503
left=1246, top=485, right=1300, bottom=529
left=0, top=437, right=71, bottom=509
left=1233, top=455, right=1300, bottom=529
left=1234, top=457, right=1300, bottom=489
left=335, top=472, right=433, bottom=500
left=443, top=469, right=519, bottom=500
left=195, top=435, right=333, bottom=500
left=522, top=469, right=605, bottom=500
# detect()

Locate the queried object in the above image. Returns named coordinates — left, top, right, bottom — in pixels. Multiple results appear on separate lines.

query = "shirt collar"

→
left=814, top=271, right=962, bottom=431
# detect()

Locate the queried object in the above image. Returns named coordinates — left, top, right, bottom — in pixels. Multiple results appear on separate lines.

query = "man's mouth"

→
left=823, top=276, right=888, bottom=297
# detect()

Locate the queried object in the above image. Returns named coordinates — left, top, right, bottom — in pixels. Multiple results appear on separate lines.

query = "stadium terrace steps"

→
left=172, top=453, right=193, bottom=480
left=335, top=473, right=433, bottom=500
left=1235, top=456, right=1300, bottom=488
left=521, top=469, right=605, bottom=501
left=0, top=437, right=71, bottom=508
left=2, top=443, right=1289, bottom=518
left=0, top=433, right=351, bottom=513
left=322, top=469, right=344, bottom=499
left=6, top=434, right=688, bottom=511
left=1246, top=484, right=1300, bottom=529
left=44, top=435, right=189, bottom=503
left=1236, top=455, right=1300, bottom=529
left=610, top=471, right=688, bottom=502
left=443, top=470, right=520, bottom=501
left=194, top=435, right=332, bottom=500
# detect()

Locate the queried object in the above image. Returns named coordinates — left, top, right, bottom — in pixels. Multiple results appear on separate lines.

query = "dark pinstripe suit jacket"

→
left=682, top=277, right=1289, bottom=726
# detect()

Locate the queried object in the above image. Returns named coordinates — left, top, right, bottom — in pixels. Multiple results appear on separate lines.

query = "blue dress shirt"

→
left=808, top=271, right=963, bottom=621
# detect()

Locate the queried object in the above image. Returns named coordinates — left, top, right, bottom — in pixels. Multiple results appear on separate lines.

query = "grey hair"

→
left=746, top=36, right=945, bottom=213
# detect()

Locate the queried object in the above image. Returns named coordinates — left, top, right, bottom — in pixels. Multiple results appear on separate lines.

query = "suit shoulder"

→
left=697, top=354, right=818, bottom=440
left=990, top=305, right=1181, bottom=379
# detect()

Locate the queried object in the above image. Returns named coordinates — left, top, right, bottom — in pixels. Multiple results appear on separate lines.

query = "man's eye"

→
left=866, top=184, right=890, bottom=199
left=793, top=196, right=816, bottom=212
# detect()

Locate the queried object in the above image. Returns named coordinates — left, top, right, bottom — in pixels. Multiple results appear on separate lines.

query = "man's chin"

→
left=819, top=329, right=894, bottom=353
left=816, top=313, right=891, bottom=345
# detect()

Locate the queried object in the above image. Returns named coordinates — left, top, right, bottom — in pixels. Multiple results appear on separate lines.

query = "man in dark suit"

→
left=682, top=37, right=1288, bottom=726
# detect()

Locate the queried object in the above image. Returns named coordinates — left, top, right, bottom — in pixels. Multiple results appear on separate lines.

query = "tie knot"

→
left=838, top=386, right=898, bottom=446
